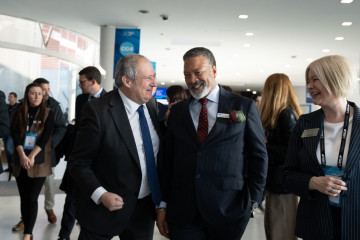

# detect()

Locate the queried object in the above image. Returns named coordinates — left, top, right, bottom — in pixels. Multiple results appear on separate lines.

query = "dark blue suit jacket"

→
left=284, top=101, right=360, bottom=240
left=162, top=86, right=268, bottom=225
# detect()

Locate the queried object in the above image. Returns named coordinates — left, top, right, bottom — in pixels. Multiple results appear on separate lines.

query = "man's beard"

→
left=188, top=80, right=211, bottom=99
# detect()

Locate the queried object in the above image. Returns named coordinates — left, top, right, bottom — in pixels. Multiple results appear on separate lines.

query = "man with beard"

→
left=157, top=47, right=268, bottom=240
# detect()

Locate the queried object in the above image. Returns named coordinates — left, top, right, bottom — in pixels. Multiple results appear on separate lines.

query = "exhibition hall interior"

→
left=0, top=0, right=360, bottom=239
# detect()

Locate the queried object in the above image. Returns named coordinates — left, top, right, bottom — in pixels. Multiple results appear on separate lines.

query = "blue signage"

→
left=114, top=29, right=140, bottom=76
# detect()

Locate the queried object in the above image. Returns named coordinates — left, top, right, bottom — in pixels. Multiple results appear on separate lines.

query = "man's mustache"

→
left=189, top=80, right=205, bottom=89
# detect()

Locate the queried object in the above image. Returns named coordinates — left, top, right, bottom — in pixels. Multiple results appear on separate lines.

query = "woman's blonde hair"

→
left=306, top=55, right=356, bottom=98
left=259, top=73, right=302, bottom=130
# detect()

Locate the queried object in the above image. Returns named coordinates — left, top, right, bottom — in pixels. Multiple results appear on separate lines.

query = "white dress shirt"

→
left=316, top=117, right=353, bottom=167
left=91, top=89, right=160, bottom=203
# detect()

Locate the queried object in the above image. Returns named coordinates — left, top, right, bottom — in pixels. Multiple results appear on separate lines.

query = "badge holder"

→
left=323, top=166, right=344, bottom=207
left=23, top=132, right=37, bottom=150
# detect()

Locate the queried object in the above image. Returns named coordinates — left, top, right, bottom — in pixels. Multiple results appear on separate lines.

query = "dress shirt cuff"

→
left=91, top=187, right=107, bottom=204
left=156, top=201, right=167, bottom=209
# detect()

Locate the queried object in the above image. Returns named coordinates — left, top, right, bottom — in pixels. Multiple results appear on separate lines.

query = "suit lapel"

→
left=345, top=103, right=360, bottom=174
left=301, top=110, right=323, bottom=167
left=205, top=87, right=229, bottom=143
left=183, top=98, right=201, bottom=145
left=146, top=97, right=161, bottom=137
left=108, top=91, right=140, bottom=168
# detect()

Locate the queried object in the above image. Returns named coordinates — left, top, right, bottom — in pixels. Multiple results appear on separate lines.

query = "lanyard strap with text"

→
left=320, top=102, right=350, bottom=170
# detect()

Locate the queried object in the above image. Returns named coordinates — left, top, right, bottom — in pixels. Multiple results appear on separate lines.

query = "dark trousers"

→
left=58, top=182, right=77, bottom=239
left=16, top=168, right=46, bottom=234
left=78, top=195, right=155, bottom=240
left=331, top=205, right=341, bottom=240
left=169, top=210, right=251, bottom=240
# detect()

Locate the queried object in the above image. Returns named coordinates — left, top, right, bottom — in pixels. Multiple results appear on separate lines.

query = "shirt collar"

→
left=192, top=84, right=220, bottom=105
left=92, top=87, right=103, bottom=98
left=118, top=88, right=144, bottom=115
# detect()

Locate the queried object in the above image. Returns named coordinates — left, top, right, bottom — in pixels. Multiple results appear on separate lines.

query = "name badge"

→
left=23, top=132, right=37, bottom=150
left=323, top=166, right=344, bottom=207
left=301, top=128, right=319, bottom=138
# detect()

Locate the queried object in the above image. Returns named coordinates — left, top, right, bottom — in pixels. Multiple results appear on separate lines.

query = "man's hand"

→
left=156, top=209, right=170, bottom=238
left=99, top=192, right=124, bottom=211
left=309, top=176, right=347, bottom=197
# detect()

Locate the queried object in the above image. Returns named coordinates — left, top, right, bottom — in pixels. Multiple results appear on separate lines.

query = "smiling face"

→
left=184, top=56, right=217, bottom=99
left=307, top=68, right=332, bottom=107
left=127, top=58, right=157, bottom=104
left=28, top=86, right=43, bottom=107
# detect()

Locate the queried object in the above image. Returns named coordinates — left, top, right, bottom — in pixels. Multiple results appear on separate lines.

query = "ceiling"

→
left=1, top=0, right=359, bottom=91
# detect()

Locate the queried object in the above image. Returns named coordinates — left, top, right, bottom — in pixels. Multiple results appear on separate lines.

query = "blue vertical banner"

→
left=114, top=29, right=140, bottom=76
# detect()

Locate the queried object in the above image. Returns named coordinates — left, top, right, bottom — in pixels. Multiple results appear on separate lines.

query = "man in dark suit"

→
left=0, top=90, right=10, bottom=173
left=157, top=47, right=268, bottom=240
left=58, top=66, right=107, bottom=240
left=69, top=54, right=163, bottom=240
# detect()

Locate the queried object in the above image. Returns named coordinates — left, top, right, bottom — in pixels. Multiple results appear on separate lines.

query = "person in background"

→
left=252, top=92, right=262, bottom=109
left=57, top=66, right=106, bottom=240
left=12, top=78, right=67, bottom=231
left=11, top=83, right=54, bottom=240
left=0, top=90, right=10, bottom=174
left=157, top=47, right=268, bottom=239
left=64, top=108, right=69, bottom=124
left=68, top=54, right=164, bottom=239
left=166, top=85, right=187, bottom=104
left=4, top=92, right=19, bottom=173
left=163, top=85, right=187, bottom=122
left=284, top=55, right=360, bottom=239
left=259, top=73, right=302, bottom=240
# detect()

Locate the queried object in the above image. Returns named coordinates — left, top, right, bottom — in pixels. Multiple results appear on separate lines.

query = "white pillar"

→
left=100, top=25, right=116, bottom=92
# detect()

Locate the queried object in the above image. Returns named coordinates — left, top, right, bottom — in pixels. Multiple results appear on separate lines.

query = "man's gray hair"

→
left=115, top=53, right=148, bottom=87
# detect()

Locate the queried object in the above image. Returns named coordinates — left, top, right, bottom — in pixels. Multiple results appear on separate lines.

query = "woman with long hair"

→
left=11, top=82, right=54, bottom=240
left=259, top=73, right=302, bottom=240
left=284, top=55, right=360, bottom=239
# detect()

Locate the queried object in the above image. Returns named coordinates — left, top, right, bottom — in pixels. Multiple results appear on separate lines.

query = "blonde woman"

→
left=259, top=73, right=302, bottom=240
left=284, top=55, right=359, bottom=240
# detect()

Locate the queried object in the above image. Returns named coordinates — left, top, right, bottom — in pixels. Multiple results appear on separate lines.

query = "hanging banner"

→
left=114, top=29, right=140, bottom=76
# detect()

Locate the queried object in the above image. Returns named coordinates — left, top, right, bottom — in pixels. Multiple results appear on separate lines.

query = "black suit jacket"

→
left=284, top=101, right=360, bottom=240
left=162, top=86, right=268, bottom=225
left=69, top=90, right=163, bottom=235
left=75, top=89, right=107, bottom=129
left=0, top=90, right=10, bottom=173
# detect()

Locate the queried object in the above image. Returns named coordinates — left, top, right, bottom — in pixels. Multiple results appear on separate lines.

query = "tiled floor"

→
left=0, top=159, right=266, bottom=240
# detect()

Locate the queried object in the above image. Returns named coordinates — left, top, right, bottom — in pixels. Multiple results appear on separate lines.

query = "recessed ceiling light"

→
left=243, top=44, right=250, bottom=47
left=170, top=80, right=175, bottom=83
left=342, top=22, right=352, bottom=26
left=246, top=88, right=251, bottom=91
left=160, top=82, right=165, bottom=85
left=335, top=37, right=344, bottom=40
left=341, top=0, right=353, bottom=3
left=238, top=15, right=248, bottom=19
left=245, top=33, right=254, bottom=36
left=252, top=91, right=257, bottom=94
left=306, top=58, right=313, bottom=62
left=322, top=49, right=330, bottom=52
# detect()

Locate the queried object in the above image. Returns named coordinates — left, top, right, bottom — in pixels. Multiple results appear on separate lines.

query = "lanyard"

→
left=27, top=113, right=38, bottom=132
left=320, top=102, right=350, bottom=170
